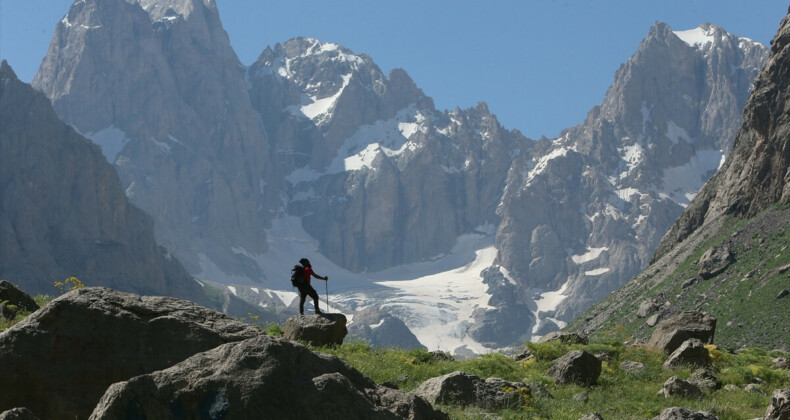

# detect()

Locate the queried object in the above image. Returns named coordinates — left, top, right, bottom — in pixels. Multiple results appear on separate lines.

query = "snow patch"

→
left=675, top=26, right=715, bottom=49
left=228, top=286, right=237, bottom=296
left=659, top=149, right=723, bottom=206
left=666, top=121, right=691, bottom=144
left=585, top=268, right=610, bottom=276
left=531, top=280, right=571, bottom=336
left=526, top=146, right=574, bottom=185
left=571, top=247, right=608, bottom=264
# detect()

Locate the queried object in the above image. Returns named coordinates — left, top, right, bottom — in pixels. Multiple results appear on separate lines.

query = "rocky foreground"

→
left=1, top=283, right=789, bottom=419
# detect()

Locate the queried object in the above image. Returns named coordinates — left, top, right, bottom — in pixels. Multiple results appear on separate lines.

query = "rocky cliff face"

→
left=570, top=12, right=790, bottom=350
left=0, top=62, right=205, bottom=302
left=493, top=22, right=767, bottom=331
left=32, top=0, right=275, bottom=281
left=28, top=0, right=771, bottom=352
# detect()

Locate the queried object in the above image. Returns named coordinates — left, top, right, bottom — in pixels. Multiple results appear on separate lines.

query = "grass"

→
left=0, top=294, right=51, bottom=332
left=311, top=337, right=790, bottom=420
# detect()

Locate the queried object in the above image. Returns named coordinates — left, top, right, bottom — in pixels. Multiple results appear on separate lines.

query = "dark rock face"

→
left=413, top=371, right=531, bottom=411
left=0, top=62, right=206, bottom=303
left=764, top=389, right=790, bottom=420
left=651, top=407, right=718, bottom=420
left=0, top=281, right=37, bottom=313
left=648, top=312, right=717, bottom=354
left=0, top=288, right=260, bottom=419
left=547, top=350, right=602, bottom=386
left=0, top=408, right=39, bottom=420
left=663, top=339, right=712, bottom=370
left=658, top=377, right=704, bottom=399
left=283, top=313, right=348, bottom=347
left=90, top=335, right=446, bottom=420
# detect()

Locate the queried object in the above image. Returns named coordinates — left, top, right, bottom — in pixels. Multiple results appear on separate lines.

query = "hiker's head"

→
left=299, top=258, right=311, bottom=267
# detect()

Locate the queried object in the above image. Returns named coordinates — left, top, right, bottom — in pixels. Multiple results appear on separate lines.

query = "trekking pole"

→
left=325, top=278, right=329, bottom=313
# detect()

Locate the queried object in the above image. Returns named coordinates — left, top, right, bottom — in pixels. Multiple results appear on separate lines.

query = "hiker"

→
left=296, top=258, right=328, bottom=315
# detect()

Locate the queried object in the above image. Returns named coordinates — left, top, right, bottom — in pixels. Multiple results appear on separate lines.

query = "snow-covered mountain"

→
left=30, top=0, right=768, bottom=355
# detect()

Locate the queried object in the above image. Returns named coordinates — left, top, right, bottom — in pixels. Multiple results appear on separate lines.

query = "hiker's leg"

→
left=299, top=289, right=307, bottom=314
left=308, top=286, right=321, bottom=313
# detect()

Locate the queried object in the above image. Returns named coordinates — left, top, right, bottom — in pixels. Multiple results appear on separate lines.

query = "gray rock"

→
left=413, top=371, right=531, bottom=410
left=0, top=281, right=38, bottom=313
left=620, top=360, right=646, bottom=373
left=283, top=313, right=348, bottom=347
left=764, top=388, right=790, bottom=420
left=697, top=244, right=735, bottom=279
left=538, top=331, right=588, bottom=345
left=651, top=407, right=718, bottom=420
left=648, top=312, right=717, bottom=354
left=512, top=348, right=534, bottom=362
left=774, top=357, right=790, bottom=370
left=723, top=384, right=740, bottom=392
left=688, top=368, right=721, bottom=391
left=778, top=289, right=790, bottom=300
left=658, top=377, right=704, bottom=399
left=573, top=392, right=589, bottom=402
left=0, top=287, right=261, bottom=420
left=745, top=384, right=767, bottom=395
left=647, top=314, right=661, bottom=327
left=347, top=307, right=425, bottom=350
left=525, top=382, right=553, bottom=399
left=428, top=350, right=455, bottom=363
left=0, top=408, right=39, bottom=420
left=91, top=335, right=446, bottom=420
left=579, top=414, right=604, bottom=420
left=638, top=299, right=662, bottom=318
left=663, top=339, right=712, bottom=370
left=594, top=351, right=613, bottom=362
left=547, top=350, right=601, bottom=386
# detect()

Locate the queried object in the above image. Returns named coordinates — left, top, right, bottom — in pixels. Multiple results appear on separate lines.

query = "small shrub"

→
left=54, top=276, right=84, bottom=294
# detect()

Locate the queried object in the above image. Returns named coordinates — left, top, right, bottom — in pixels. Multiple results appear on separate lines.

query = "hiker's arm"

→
left=312, top=272, right=328, bottom=281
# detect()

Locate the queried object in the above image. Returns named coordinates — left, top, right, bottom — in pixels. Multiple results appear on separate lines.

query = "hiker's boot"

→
left=315, top=308, right=323, bottom=314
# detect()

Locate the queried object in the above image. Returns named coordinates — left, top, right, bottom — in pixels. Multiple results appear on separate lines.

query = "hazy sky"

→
left=0, top=0, right=785, bottom=138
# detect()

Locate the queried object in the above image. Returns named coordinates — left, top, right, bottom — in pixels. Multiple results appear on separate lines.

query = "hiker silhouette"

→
left=295, top=258, right=328, bottom=315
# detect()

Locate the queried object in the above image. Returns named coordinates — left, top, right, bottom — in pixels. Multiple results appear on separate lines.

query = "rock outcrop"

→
left=651, top=407, right=718, bottom=420
left=91, top=335, right=446, bottom=420
left=663, top=339, right=712, bottom=370
left=0, top=62, right=207, bottom=303
left=647, top=312, right=717, bottom=354
left=0, top=408, right=39, bottom=420
left=283, top=313, right=348, bottom=347
left=413, top=371, right=531, bottom=410
left=0, top=287, right=261, bottom=419
left=547, top=350, right=602, bottom=386
left=764, top=389, right=790, bottom=420
left=658, top=377, right=704, bottom=399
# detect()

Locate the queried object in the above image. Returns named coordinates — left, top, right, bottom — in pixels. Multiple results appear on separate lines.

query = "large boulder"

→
left=538, top=331, right=588, bottom=345
left=284, top=313, right=348, bottom=347
left=663, top=339, right=712, bottom=370
left=764, top=389, right=790, bottom=420
left=647, top=311, right=717, bottom=354
left=547, top=350, right=601, bottom=386
left=651, top=407, right=718, bottom=420
left=687, top=368, right=720, bottom=391
left=90, top=335, right=446, bottom=420
left=413, top=371, right=531, bottom=410
left=697, top=244, right=735, bottom=280
left=0, top=281, right=38, bottom=313
left=657, top=377, right=703, bottom=399
left=0, top=287, right=261, bottom=420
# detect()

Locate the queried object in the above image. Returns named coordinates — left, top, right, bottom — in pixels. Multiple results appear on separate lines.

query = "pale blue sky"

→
left=0, top=1, right=785, bottom=138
